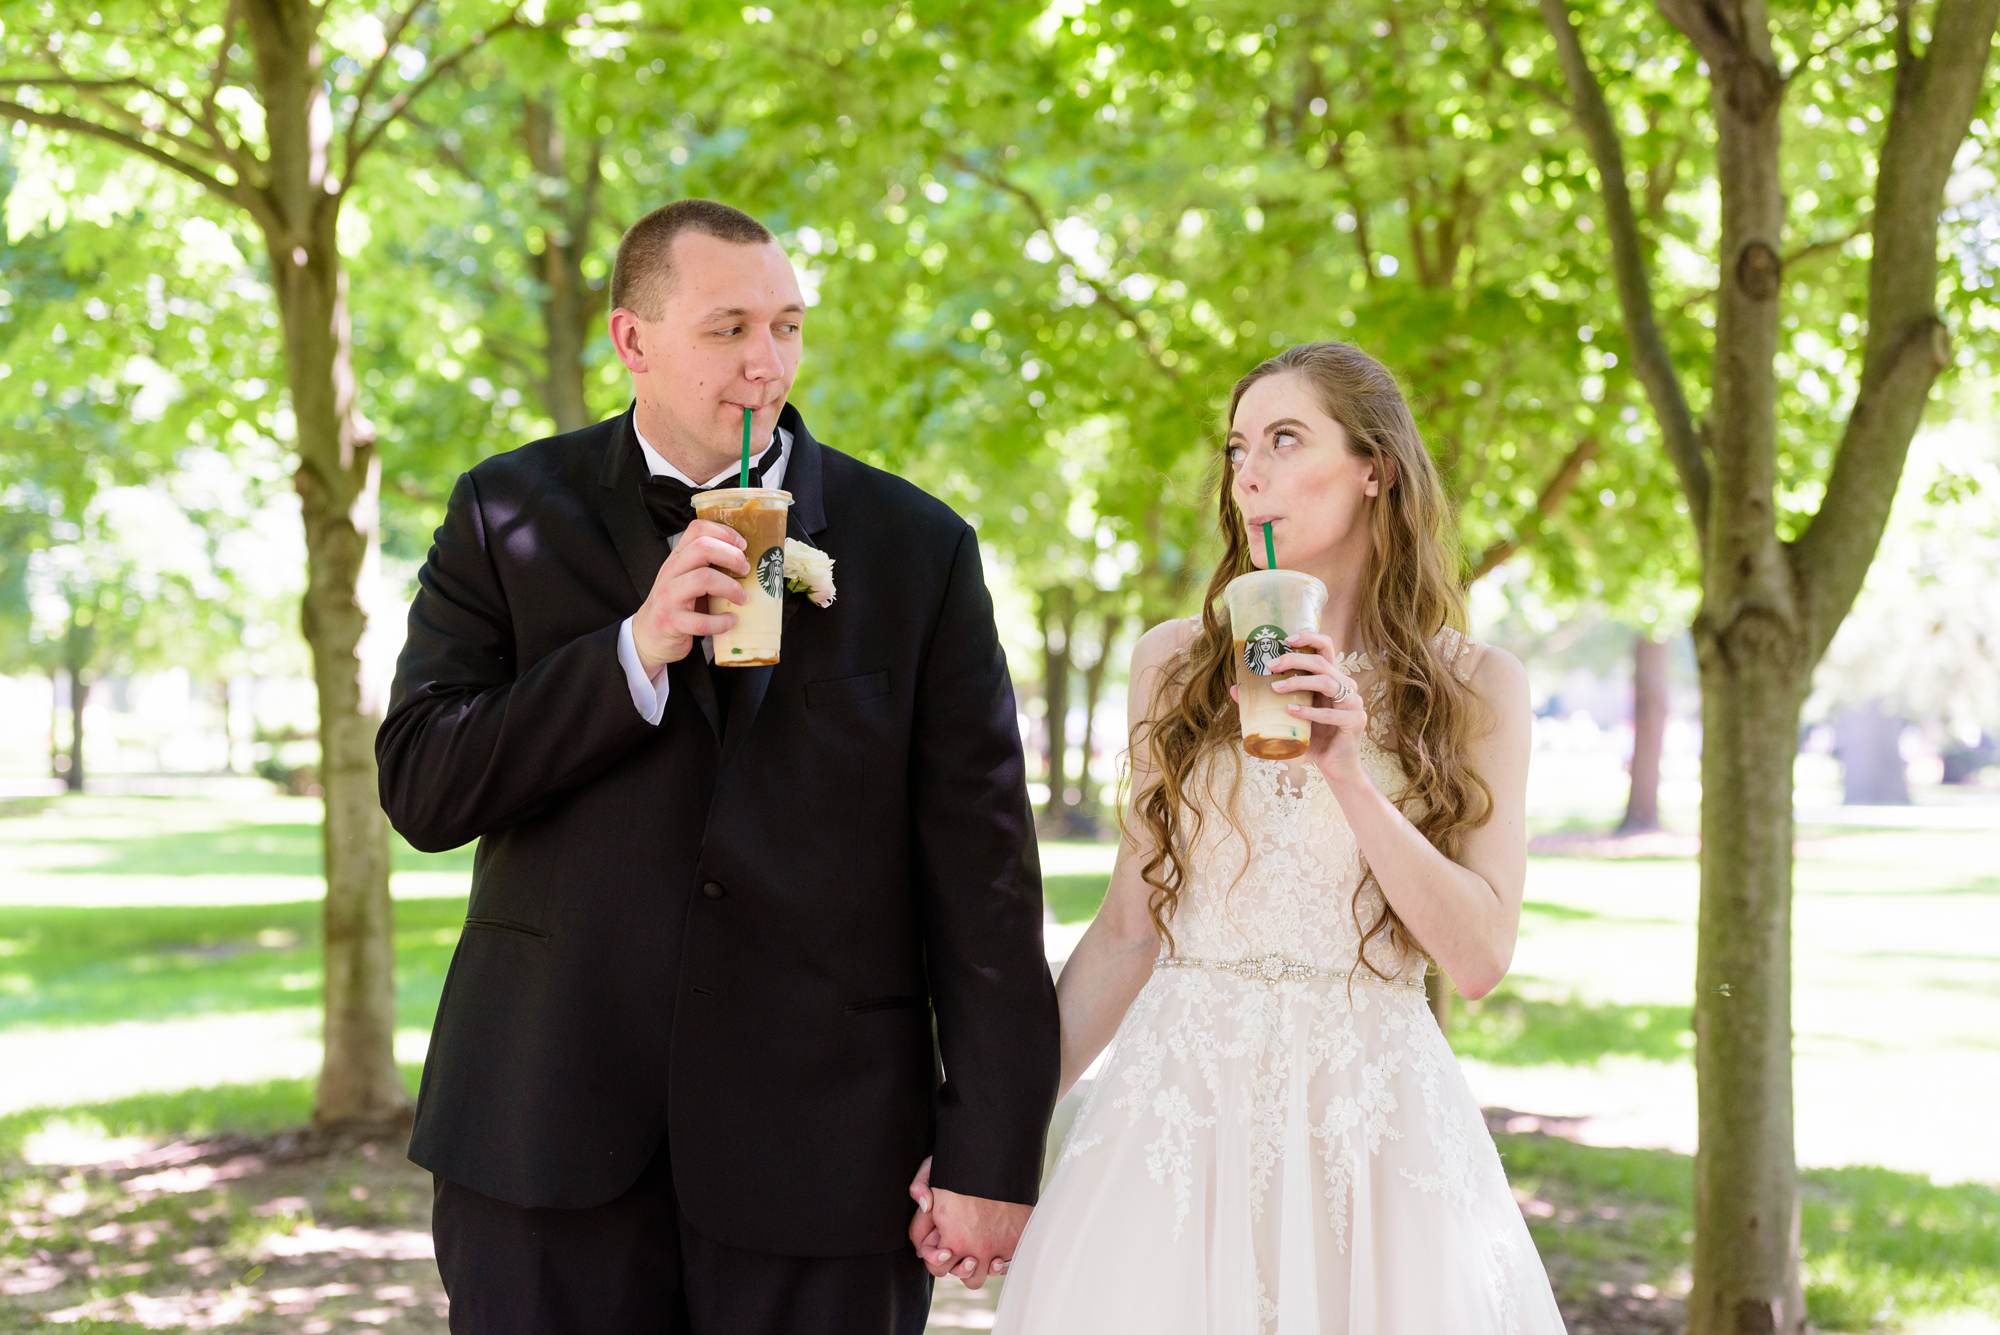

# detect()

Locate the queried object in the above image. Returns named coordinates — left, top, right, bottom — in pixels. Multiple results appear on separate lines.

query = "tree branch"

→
left=0, top=97, right=233, bottom=197
left=1679, top=217, right=1870, bottom=308
left=1653, top=0, right=1749, bottom=70
left=196, top=0, right=242, bottom=144
left=1472, top=1, right=1571, bottom=109
left=574, top=133, right=605, bottom=240
left=1792, top=0, right=2000, bottom=663
left=340, top=0, right=434, bottom=175
left=1322, top=130, right=1377, bottom=284
left=343, top=10, right=522, bottom=183
left=0, top=76, right=153, bottom=89
left=1785, top=11, right=1897, bottom=79
left=943, top=149, right=1193, bottom=400
left=1540, top=0, right=1710, bottom=538
left=1466, top=435, right=1600, bottom=580
left=71, top=83, right=227, bottom=169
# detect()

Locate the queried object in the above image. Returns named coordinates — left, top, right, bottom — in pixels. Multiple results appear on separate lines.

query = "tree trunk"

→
left=524, top=95, right=604, bottom=434
left=1692, top=628, right=1809, bottom=1335
left=64, top=663, right=84, bottom=793
left=1619, top=631, right=1670, bottom=833
left=62, top=610, right=89, bottom=793
left=1833, top=700, right=1911, bottom=805
left=48, top=670, right=63, bottom=784
left=244, top=0, right=407, bottom=1133
left=218, top=678, right=238, bottom=774
left=276, top=235, right=405, bottom=1131
left=1541, top=4, right=1999, bottom=1329
left=1038, top=587, right=1078, bottom=833
left=1682, top=20, right=1815, bottom=1333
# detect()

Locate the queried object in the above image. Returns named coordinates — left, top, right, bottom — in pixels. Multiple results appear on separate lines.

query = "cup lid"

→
left=692, top=487, right=792, bottom=509
left=1223, top=568, right=1328, bottom=603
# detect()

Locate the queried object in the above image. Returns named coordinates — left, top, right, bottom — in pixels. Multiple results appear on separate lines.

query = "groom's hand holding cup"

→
left=632, top=520, right=751, bottom=674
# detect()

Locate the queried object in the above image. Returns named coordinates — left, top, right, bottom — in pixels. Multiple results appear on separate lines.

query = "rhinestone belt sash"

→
left=1155, top=952, right=1426, bottom=990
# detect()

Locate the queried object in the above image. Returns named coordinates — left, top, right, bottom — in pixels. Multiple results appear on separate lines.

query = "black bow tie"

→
left=640, top=441, right=782, bottom=537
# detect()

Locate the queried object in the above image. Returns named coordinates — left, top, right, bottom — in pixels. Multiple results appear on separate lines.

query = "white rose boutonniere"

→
left=783, top=539, right=836, bottom=607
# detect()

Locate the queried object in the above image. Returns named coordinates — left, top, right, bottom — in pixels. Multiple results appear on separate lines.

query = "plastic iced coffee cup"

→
left=692, top=487, right=792, bottom=667
left=1221, top=569, right=1330, bottom=760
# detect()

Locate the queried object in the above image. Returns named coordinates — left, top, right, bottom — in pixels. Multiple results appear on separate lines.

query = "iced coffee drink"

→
left=1221, top=569, right=1329, bottom=760
left=692, top=487, right=792, bottom=666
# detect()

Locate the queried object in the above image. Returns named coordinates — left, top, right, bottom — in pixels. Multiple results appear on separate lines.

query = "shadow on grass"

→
left=38, top=823, right=477, bottom=877
left=1497, top=1132, right=2000, bottom=1331
left=0, top=899, right=469, bottom=1031
left=1451, top=988, right=1692, bottom=1066
left=0, top=1065, right=425, bottom=1161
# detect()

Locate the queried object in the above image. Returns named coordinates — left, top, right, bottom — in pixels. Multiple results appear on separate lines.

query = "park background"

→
left=0, top=0, right=1997, bottom=1331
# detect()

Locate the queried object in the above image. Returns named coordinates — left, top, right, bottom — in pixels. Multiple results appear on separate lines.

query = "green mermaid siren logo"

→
left=756, top=546, right=785, bottom=599
left=1243, top=624, right=1288, bottom=675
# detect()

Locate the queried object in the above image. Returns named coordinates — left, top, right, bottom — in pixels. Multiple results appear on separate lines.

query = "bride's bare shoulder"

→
left=1451, top=635, right=1529, bottom=714
left=1133, top=615, right=1201, bottom=669
left=1124, top=618, right=1202, bottom=724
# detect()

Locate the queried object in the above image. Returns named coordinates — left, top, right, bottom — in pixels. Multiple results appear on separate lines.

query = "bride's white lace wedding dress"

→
left=994, top=650, right=1567, bottom=1334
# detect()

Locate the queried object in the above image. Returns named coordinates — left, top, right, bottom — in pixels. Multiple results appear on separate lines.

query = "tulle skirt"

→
left=994, top=966, right=1568, bottom=1334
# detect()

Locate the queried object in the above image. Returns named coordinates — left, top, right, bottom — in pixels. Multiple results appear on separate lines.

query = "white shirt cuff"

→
left=617, top=616, right=671, bottom=725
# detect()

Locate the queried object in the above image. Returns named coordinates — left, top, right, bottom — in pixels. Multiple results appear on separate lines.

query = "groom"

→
left=377, top=199, right=1060, bottom=1333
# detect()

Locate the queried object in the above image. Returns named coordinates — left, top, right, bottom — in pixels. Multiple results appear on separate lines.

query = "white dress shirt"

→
left=616, top=416, right=791, bottom=725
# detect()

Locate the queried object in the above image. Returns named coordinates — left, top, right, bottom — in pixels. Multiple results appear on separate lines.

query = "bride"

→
left=934, top=341, right=1568, bottom=1332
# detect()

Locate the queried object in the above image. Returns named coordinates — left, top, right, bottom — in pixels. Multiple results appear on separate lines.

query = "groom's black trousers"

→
left=433, top=1137, right=932, bottom=1334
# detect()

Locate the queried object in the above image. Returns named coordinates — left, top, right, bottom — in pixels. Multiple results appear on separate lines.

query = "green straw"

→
left=740, top=407, right=752, bottom=488
left=1263, top=521, right=1276, bottom=570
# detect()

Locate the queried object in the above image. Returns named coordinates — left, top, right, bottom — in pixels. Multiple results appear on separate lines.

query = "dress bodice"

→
left=1165, top=648, right=1424, bottom=984
left=1167, top=736, right=1421, bottom=983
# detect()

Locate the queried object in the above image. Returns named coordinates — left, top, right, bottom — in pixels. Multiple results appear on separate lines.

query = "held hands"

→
left=1228, top=630, right=1370, bottom=786
left=905, top=1156, right=1030, bottom=1290
left=631, top=520, right=749, bottom=675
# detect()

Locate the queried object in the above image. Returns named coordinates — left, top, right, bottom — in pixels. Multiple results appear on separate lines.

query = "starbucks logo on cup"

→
left=1243, top=625, right=1288, bottom=675
left=756, top=546, right=785, bottom=598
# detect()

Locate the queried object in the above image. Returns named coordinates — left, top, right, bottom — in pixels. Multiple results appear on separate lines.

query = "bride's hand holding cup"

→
left=1267, top=630, right=1369, bottom=785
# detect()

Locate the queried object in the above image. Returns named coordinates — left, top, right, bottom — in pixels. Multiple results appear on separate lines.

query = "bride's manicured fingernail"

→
left=919, top=1195, right=930, bottom=1210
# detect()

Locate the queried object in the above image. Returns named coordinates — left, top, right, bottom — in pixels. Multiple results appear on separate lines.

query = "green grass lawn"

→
left=1499, top=1133, right=2000, bottom=1331
left=0, top=899, right=466, bottom=1030
left=4, top=791, right=1999, bottom=1332
left=4, top=1079, right=1993, bottom=1333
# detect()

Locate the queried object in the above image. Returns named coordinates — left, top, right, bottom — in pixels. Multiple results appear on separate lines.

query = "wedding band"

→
left=1331, top=682, right=1351, bottom=704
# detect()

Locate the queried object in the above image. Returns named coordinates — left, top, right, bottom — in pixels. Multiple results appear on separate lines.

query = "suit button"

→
left=701, top=881, right=726, bottom=900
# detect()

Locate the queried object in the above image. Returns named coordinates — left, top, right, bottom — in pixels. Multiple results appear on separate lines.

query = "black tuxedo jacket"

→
left=377, top=404, right=1060, bottom=1256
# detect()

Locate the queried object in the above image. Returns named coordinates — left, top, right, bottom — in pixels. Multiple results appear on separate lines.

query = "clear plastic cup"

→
left=691, top=487, right=792, bottom=667
left=1221, top=569, right=1329, bottom=760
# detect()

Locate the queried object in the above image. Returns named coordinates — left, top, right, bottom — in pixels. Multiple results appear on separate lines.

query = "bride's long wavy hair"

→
left=1131, top=342, right=1493, bottom=975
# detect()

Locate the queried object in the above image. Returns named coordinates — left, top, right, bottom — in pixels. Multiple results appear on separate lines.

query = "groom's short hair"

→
left=612, top=199, right=776, bottom=321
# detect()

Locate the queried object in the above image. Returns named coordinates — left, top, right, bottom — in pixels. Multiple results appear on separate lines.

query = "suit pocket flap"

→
left=463, top=916, right=549, bottom=941
left=807, top=671, right=890, bottom=706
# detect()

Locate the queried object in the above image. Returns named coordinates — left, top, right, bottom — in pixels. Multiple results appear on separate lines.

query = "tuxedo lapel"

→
left=676, top=649, right=724, bottom=740
left=597, top=411, right=670, bottom=606
left=718, top=664, right=771, bottom=771
left=778, top=403, right=829, bottom=539
left=598, top=409, right=721, bottom=739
